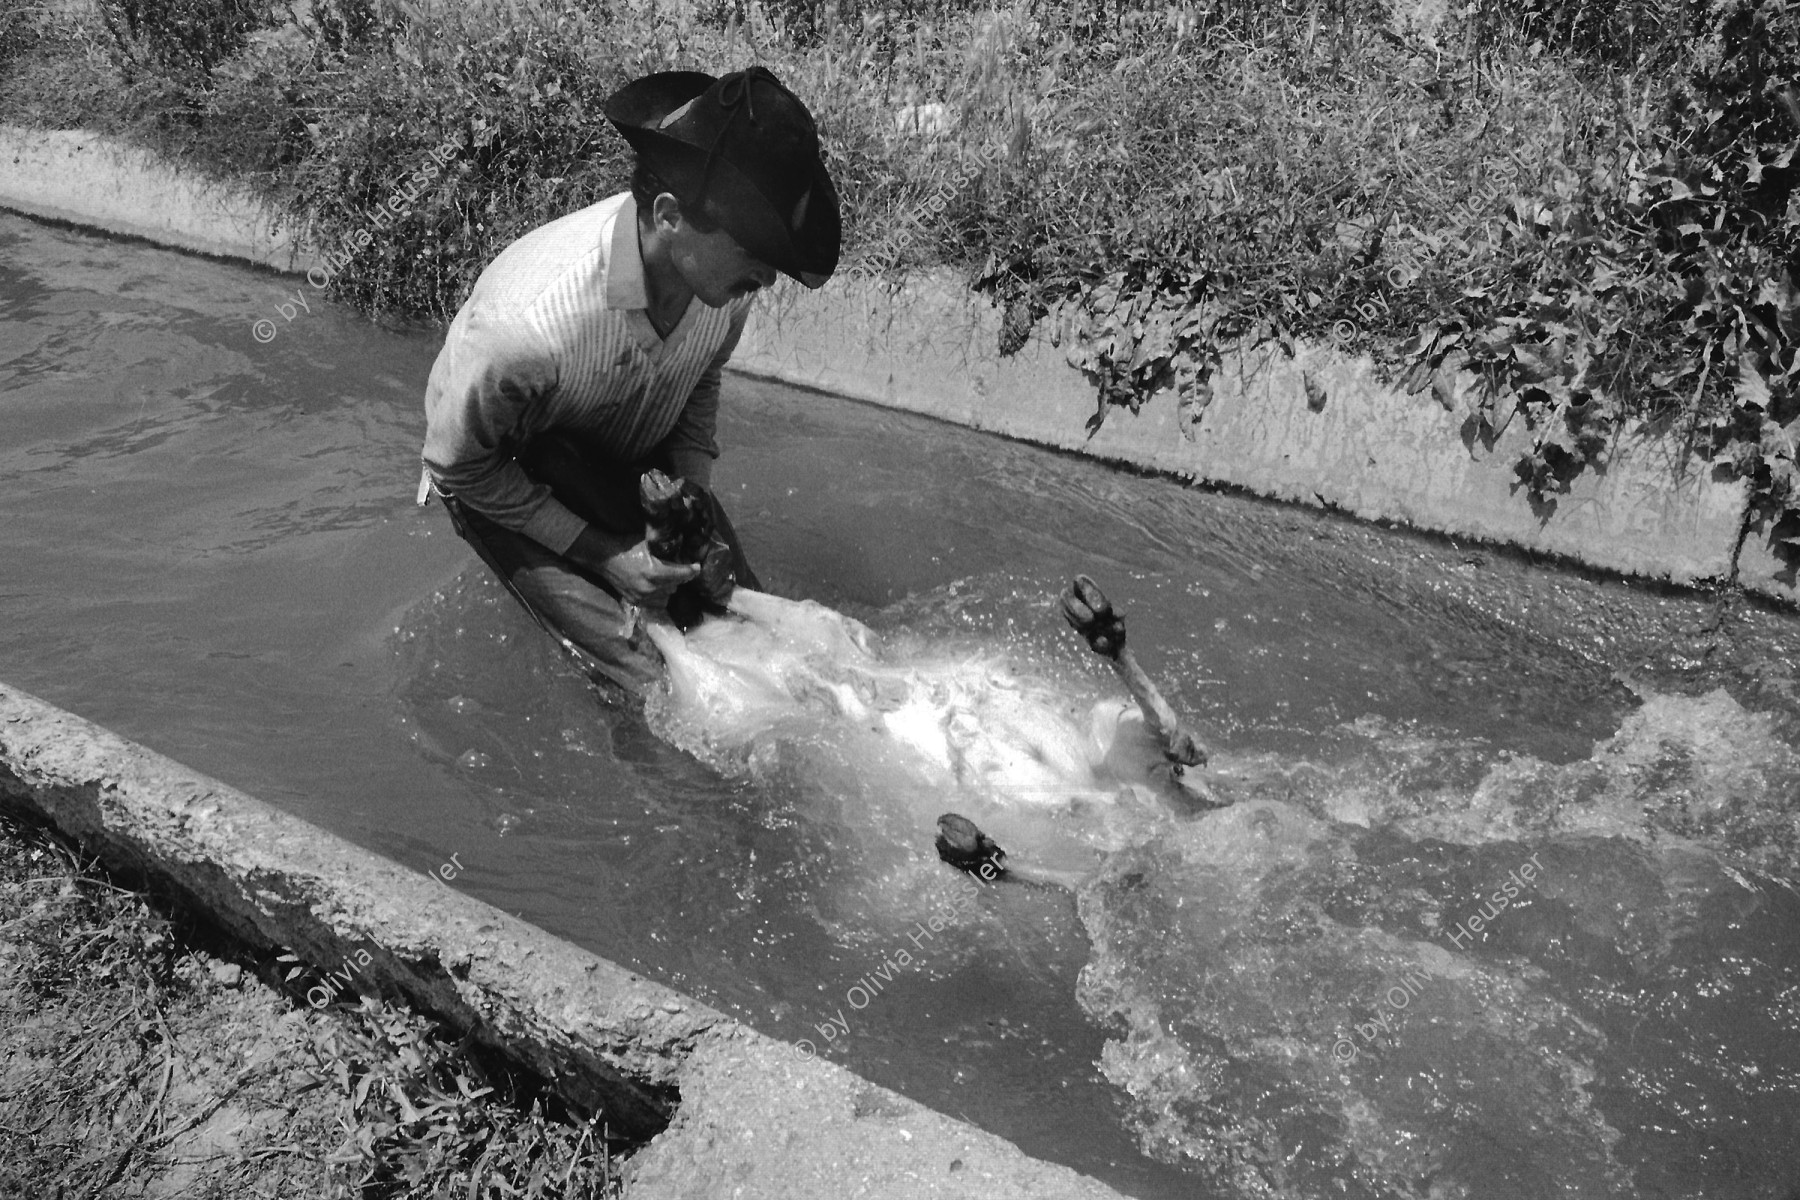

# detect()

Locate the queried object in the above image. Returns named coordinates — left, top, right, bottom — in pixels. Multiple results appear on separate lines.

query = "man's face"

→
left=666, top=208, right=779, bottom=308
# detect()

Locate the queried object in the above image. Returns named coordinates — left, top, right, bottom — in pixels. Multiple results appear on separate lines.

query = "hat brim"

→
left=606, top=72, right=840, bottom=288
left=614, top=127, right=840, bottom=287
left=603, top=71, right=718, bottom=133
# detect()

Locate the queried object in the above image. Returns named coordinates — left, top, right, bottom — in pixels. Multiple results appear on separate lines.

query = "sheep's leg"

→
left=1060, top=575, right=1229, bottom=809
left=934, top=577, right=1233, bottom=891
left=1059, top=575, right=1209, bottom=764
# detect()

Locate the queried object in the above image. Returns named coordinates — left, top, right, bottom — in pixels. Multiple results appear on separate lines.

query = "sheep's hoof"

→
left=1059, top=574, right=1125, bottom=658
left=935, top=813, right=1008, bottom=879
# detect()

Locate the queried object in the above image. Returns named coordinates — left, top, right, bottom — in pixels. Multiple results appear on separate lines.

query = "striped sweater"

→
left=421, top=192, right=753, bottom=554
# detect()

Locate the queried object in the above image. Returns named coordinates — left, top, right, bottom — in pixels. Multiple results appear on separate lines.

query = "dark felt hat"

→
left=605, top=66, right=840, bottom=288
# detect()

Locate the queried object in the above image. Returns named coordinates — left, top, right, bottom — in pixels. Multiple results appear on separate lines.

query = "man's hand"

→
left=568, top=526, right=698, bottom=606
left=599, top=542, right=700, bottom=606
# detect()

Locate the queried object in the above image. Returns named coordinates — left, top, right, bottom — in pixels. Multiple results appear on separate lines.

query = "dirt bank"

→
left=0, top=811, right=625, bottom=1199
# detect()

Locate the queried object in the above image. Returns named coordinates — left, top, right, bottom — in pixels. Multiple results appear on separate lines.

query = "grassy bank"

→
left=0, top=0, right=1795, bottom=547
left=0, top=811, right=627, bottom=1198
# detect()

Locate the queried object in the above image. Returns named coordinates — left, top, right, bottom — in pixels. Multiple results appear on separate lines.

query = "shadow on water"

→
left=6, top=211, right=1800, bottom=1198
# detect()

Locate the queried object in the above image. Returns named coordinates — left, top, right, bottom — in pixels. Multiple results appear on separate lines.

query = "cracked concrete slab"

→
left=0, top=680, right=1130, bottom=1199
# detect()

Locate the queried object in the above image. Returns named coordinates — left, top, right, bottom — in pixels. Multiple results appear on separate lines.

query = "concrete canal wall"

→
left=733, top=273, right=1759, bottom=591
left=0, top=127, right=307, bottom=270
left=0, top=681, right=1128, bottom=1200
left=1, top=122, right=1782, bottom=603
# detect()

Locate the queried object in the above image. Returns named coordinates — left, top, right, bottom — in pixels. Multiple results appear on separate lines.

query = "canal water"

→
left=3, top=210, right=1797, bottom=1199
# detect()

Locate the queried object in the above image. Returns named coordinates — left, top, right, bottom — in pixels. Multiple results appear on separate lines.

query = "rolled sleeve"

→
left=422, top=307, right=587, bottom=553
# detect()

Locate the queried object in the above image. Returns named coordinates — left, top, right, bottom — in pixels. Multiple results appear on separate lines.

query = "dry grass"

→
left=0, top=811, right=627, bottom=1199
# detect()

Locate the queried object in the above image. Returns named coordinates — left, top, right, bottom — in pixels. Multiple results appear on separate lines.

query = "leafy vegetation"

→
left=1402, top=0, right=1799, bottom=536
left=0, top=0, right=39, bottom=73
left=95, top=0, right=272, bottom=83
left=297, top=993, right=625, bottom=1198
left=0, top=0, right=1794, bottom=553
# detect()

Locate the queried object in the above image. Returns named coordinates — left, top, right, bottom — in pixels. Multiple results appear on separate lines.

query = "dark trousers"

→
left=441, top=433, right=759, bottom=699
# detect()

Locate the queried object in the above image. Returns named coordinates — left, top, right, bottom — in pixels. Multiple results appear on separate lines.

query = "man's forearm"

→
left=428, top=456, right=590, bottom=554
left=663, top=443, right=715, bottom=492
left=566, top=523, right=638, bottom=575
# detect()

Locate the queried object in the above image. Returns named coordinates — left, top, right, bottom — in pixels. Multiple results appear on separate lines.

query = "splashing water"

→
left=641, top=588, right=1177, bottom=884
left=1076, top=690, right=1800, bottom=1200
left=638, top=591, right=1800, bottom=1200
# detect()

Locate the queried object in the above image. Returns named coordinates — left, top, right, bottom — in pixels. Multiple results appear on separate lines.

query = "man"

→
left=419, top=66, right=840, bottom=697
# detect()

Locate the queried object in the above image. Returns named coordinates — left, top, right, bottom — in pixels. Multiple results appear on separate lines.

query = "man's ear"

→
left=650, top=191, right=685, bottom=233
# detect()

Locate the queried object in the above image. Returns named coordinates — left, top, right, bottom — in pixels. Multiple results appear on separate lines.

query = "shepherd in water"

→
left=414, top=66, right=1225, bottom=856
left=419, top=66, right=839, bottom=696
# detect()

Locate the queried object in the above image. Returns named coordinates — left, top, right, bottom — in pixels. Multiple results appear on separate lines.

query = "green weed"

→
left=301, top=994, right=625, bottom=1198
left=95, top=0, right=276, bottom=86
left=0, top=0, right=45, bottom=73
left=1, top=0, right=1794, bottom=551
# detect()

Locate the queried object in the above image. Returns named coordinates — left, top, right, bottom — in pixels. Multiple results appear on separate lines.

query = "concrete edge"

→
left=0, top=681, right=1130, bottom=1199
left=3, top=121, right=1781, bottom=605
left=0, top=127, right=311, bottom=271
left=733, top=276, right=1759, bottom=593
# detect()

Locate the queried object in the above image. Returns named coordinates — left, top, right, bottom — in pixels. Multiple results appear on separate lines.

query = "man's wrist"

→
left=568, top=524, right=637, bottom=573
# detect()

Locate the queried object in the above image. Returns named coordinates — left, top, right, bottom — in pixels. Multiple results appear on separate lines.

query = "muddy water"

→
left=3, top=210, right=1798, bottom=1199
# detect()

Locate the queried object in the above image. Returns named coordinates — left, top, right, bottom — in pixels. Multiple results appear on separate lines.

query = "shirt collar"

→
left=605, top=194, right=649, bottom=311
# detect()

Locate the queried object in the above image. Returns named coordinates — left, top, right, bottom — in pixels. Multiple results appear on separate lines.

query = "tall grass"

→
left=1, top=0, right=1795, bottom=548
left=0, top=0, right=43, bottom=71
